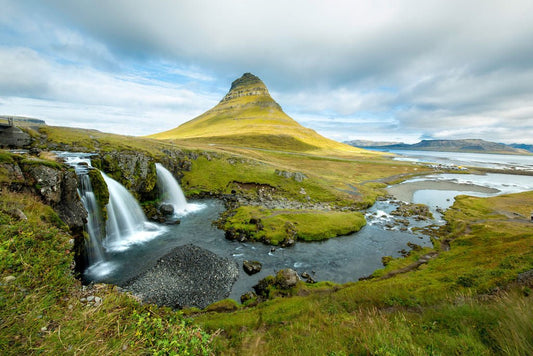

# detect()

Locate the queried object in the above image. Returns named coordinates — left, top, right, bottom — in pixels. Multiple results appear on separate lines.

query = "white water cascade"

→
left=79, top=174, right=105, bottom=265
left=101, top=172, right=164, bottom=252
left=155, top=163, right=204, bottom=215
left=58, top=152, right=167, bottom=278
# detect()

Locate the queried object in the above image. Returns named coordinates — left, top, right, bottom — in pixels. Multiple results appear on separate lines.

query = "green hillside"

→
left=149, top=73, right=368, bottom=154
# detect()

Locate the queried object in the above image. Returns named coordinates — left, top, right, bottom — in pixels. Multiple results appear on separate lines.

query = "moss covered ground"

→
left=223, top=206, right=366, bottom=245
left=195, top=191, right=533, bottom=355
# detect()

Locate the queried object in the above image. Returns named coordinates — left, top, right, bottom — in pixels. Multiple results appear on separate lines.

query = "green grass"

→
left=194, top=191, right=533, bottom=354
left=0, top=190, right=213, bottom=355
left=223, top=206, right=366, bottom=245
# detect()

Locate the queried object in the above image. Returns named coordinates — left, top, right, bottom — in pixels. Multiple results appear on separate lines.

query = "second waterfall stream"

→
left=155, top=163, right=204, bottom=216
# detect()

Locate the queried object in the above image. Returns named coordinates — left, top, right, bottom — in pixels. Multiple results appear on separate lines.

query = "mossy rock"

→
left=204, top=299, right=239, bottom=313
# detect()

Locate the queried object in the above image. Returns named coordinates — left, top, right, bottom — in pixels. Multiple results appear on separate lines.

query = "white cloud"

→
left=1, top=0, right=533, bottom=143
left=0, top=46, right=219, bottom=135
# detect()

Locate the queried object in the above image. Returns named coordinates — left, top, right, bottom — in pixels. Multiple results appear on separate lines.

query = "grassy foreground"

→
left=194, top=191, right=533, bottom=355
left=0, top=190, right=213, bottom=355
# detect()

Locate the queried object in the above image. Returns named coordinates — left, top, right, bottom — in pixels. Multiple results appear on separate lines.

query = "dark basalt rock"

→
left=22, top=163, right=86, bottom=231
left=123, top=244, right=239, bottom=309
left=243, top=260, right=262, bottom=275
left=159, top=203, right=174, bottom=216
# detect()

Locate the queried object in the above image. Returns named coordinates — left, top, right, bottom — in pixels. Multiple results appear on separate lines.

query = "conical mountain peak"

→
left=149, top=73, right=364, bottom=153
left=221, top=73, right=272, bottom=103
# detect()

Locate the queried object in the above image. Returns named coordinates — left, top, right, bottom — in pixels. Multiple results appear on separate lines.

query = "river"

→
left=81, top=150, right=533, bottom=301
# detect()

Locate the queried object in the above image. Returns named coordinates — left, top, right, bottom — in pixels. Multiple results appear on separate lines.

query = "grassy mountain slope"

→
left=149, top=73, right=367, bottom=153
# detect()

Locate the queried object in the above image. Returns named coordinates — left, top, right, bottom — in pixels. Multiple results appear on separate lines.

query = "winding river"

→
left=75, top=150, right=533, bottom=301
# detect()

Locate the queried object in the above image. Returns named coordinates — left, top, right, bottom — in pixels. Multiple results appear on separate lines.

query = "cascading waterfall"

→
left=101, top=172, right=163, bottom=252
left=155, top=163, right=204, bottom=215
left=79, top=174, right=105, bottom=265
left=59, top=152, right=166, bottom=278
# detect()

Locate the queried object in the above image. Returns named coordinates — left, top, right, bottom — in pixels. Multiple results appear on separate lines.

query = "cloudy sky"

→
left=1, top=1, right=533, bottom=144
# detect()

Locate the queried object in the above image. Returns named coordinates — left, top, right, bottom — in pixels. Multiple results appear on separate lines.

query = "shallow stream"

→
left=79, top=150, right=533, bottom=301
left=86, top=198, right=436, bottom=300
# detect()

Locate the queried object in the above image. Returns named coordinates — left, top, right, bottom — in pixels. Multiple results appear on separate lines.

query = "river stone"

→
left=243, top=260, right=262, bottom=275
left=159, top=203, right=174, bottom=216
left=123, top=244, right=239, bottom=309
left=275, top=268, right=300, bottom=289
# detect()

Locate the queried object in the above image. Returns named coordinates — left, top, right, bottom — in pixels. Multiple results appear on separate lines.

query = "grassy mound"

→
left=223, top=206, right=366, bottom=245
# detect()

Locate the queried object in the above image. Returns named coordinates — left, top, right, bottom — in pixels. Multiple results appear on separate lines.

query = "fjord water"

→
left=387, top=149, right=533, bottom=171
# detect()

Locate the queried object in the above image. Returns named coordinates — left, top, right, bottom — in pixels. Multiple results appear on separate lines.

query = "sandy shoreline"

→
left=387, top=180, right=500, bottom=203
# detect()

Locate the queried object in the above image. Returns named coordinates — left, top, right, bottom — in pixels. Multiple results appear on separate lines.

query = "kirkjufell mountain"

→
left=150, top=73, right=365, bottom=153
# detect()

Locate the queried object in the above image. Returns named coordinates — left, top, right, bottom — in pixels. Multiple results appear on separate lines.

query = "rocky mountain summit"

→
left=219, top=73, right=280, bottom=109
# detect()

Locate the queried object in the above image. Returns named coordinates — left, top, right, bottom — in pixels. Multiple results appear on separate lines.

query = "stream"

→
left=85, top=198, right=435, bottom=300
left=60, top=150, right=533, bottom=302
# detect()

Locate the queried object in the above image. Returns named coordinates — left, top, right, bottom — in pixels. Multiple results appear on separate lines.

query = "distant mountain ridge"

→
left=0, top=115, right=46, bottom=126
left=345, top=139, right=530, bottom=155
left=344, top=139, right=403, bottom=147
left=509, top=143, right=533, bottom=153
left=149, top=73, right=365, bottom=153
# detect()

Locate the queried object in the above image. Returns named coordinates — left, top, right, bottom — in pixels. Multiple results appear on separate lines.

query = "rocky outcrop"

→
left=0, top=124, right=31, bottom=148
left=19, top=161, right=87, bottom=231
left=275, top=169, right=307, bottom=182
left=219, top=73, right=281, bottom=111
left=0, top=155, right=87, bottom=232
left=123, top=244, right=239, bottom=309
left=92, top=151, right=157, bottom=200
left=253, top=268, right=300, bottom=299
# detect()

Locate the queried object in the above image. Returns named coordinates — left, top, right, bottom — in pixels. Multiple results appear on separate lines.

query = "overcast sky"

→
left=1, top=1, right=533, bottom=144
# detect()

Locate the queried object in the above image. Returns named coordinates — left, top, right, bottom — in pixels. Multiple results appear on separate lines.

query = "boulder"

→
left=275, top=268, right=300, bottom=289
left=240, top=291, right=257, bottom=304
left=243, top=260, right=262, bottom=275
left=517, top=269, right=533, bottom=286
left=8, top=208, right=27, bottom=221
left=159, top=203, right=175, bottom=216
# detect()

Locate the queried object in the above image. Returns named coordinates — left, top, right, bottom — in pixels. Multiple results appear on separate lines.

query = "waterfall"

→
left=79, top=174, right=105, bottom=265
left=101, top=172, right=163, bottom=252
left=58, top=152, right=115, bottom=277
left=58, top=152, right=165, bottom=278
left=155, top=163, right=204, bottom=216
